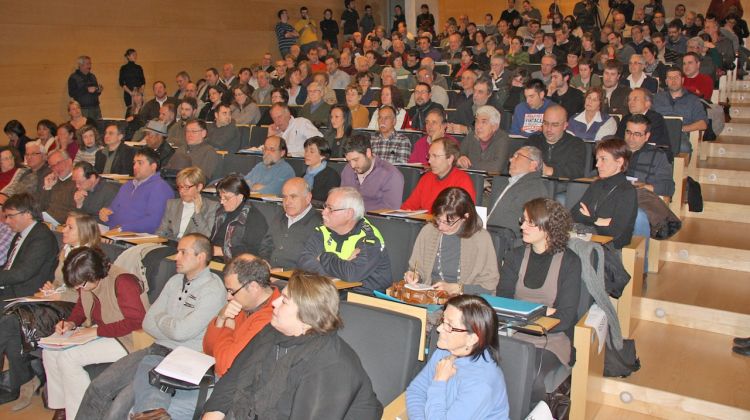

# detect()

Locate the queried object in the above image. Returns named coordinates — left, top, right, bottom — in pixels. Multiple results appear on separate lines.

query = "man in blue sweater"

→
left=100, top=147, right=175, bottom=233
left=509, top=78, right=553, bottom=137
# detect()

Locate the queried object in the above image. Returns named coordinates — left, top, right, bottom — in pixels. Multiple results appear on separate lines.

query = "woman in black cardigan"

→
left=572, top=138, right=638, bottom=249
left=303, top=136, right=341, bottom=207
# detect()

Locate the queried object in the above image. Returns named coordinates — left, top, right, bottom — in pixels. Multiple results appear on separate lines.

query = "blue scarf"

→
left=303, top=160, right=327, bottom=188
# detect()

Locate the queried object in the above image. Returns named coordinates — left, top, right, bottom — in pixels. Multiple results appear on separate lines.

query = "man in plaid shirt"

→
left=369, top=105, right=412, bottom=164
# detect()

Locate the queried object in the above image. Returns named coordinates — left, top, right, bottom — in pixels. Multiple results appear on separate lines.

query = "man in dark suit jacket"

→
left=487, top=145, right=549, bottom=237
left=602, top=60, right=631, bottom=116
left=72, top=161, right=121, bottom=222
left=0, top=193, right=59, bottom=403
left=95, top=123, right=135, bottom=175
left=259, top=178, right=323, bottom=270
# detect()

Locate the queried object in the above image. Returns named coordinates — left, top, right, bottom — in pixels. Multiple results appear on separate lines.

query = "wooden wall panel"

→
left=0, top=0, right=384, bottom=136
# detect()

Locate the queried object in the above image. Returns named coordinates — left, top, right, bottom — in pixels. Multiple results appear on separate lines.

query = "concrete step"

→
left=598, top=320, right=750, bottom=419
left=711, top=135, right=750, bottom=145
left=697, top=156, right=750, bottom=172
left=679, top=184, right=750, bottom=223
left=722, top=122, right=750, bottom=137
left=695, top=167, right=750, bottom=187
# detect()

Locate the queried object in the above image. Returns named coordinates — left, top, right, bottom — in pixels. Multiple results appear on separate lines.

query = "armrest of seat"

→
left=569, top=311, right=605, bottom=420
left=132, top=329, right=155, bottom=350
left=381, top=392, right=408, bottom=420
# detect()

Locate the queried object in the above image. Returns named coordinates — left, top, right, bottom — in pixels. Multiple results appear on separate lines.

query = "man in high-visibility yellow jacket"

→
left=298, top=187, right=392, bottom=294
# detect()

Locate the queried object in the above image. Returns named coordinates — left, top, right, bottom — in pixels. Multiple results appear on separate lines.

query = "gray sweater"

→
left=142, top=267, right=225, bottom=351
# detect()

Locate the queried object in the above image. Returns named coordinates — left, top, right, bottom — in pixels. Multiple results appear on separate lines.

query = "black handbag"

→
left=148, top=366, right=214, bottom=420
left=4, top=301, right=75, bottom=352
left=686, top=177, right=703, bottom=213
left=602, top=243, right=631, bottom=298
left=604, top=337, right=641, bottom=378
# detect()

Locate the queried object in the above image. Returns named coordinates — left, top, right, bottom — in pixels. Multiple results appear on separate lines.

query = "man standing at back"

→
left=67, top=56, right=102, bottom=120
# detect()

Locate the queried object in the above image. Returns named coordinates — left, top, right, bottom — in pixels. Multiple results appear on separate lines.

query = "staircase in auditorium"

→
left=587, top=81, right=750, bottom=420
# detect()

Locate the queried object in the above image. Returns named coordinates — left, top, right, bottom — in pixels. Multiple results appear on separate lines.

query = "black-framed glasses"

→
left=226, top=283, right=248, bottom=296
left=518, top=217, right=537, bottom=227
left=75, top=281, right=88, bottom=290
left=439, top=317, right=469, bottom=333
left=177, top=184, right=196, bottom=191
left=435, top=217, right=462, bottom=227
left=3, top=211, right=25, bottom=219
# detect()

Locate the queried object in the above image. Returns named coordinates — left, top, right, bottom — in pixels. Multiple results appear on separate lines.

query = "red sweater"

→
left=683, top=75, right=713, bottom=100
left=401, top=167, right=476, bottom=211
left=203, top=287, right=280, bottom=376
left=66, top=274, right=146, bottom=338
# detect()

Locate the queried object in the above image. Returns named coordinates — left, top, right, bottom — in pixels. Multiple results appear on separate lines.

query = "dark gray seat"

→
left=367, top=214, right=422, bottom=284
left=338, top=301, right=422, bottom=406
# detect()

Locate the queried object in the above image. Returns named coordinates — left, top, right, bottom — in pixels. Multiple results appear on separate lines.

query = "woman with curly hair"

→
left=497, top=197, right=581, bottom=404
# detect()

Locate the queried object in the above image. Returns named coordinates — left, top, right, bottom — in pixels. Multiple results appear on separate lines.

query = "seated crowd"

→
left=0, top=0, right=729, bottom=417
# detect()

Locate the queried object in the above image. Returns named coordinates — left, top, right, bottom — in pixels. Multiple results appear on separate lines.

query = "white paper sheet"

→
left=584, top=303, right=609, bottom=354
left=154, top=346, right=216, bottom=385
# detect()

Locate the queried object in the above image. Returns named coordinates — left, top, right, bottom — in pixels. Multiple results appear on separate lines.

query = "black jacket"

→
left=572, top=172, right=638, bottom=248
left=602, top=85, right=631, bottom=116
left=407, top=101, right=444, bottom=131
left=259, top=207, right=323, bottom=269
left=527, top=132, right=588, bottom=179
left=0, top=223, right=59, bottom=300
left=311, top=165, right=341, bottom=205
left=204, top=325, right=382, bottom=419
left=95, top=143, right=136, bottom=175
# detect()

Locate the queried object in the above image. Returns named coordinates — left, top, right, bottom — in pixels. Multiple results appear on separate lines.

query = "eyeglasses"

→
left=518, top=217, right=537, bottom=227
left=625, top=130, right=647, bottom=138
left=75, top=281, right=88, bottom=290
left=439, top=317, right=469, bottom=333
left=435, top=217, right=462, bottom=227
left=323, top=205, right=349, bottom=213
left=177, top=184, right=196, bottom=191
left=226, top=283, right=248, bottom=296
left=512, top=152, right=532, bottom=161
left=3, top=211, right=25, bottom=219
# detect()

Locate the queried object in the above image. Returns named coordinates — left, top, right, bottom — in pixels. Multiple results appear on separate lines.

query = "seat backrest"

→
left=249, top=125, right=269, bottom=148
left=497, top=335, right=539, bottom=420
left=338, top=301, right=422, bottom=405
left=562, top=179, right=591, bottom=209
left=583, top=141, right=596, bottom=177
left=250, top=199, right=282, bottom=225
left=334, top=89, right=346, bottom=105
left=367, top=214, right=423, bottom=283
left=507, top=135, right=526, bottom=159
left=237, top=125, right=251, bottom=149
left=664, top=116, right=683, bottom=157
left=219, top=154, right=262, bottom=179
left=398, top=166, right=424, bottom=202
left=464, top=170, right=486, bottom=206
left=285, top=157, right=307, bottom=176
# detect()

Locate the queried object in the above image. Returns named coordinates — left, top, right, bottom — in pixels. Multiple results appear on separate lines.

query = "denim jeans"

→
left=633, top=208, right=651, bottom=270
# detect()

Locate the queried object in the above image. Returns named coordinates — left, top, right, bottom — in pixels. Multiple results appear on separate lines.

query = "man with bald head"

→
left=526, top=105, right=587, bottom=179
left=616, top=88, right=672, bottom=157
left=259, top=178, right=323, bottom=269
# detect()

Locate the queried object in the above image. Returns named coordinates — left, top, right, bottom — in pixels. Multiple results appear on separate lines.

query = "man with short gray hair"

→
left=40, top=149, right=76, bottom=224
left=67, top=55, right=102, bottom=120
left=457, top=105, right=511, bottom=173
left=487, top=145, right=549, bottom=240
left=298, top=187, right=392, bottom=294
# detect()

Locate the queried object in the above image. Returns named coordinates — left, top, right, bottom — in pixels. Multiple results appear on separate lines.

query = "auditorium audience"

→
left=67, top=56, right=102, bottom=120
left=268, top=103, right=323, bottom=156
left=72, top=161, right=120, bottom=221
left=303, top=137, right=341, bottom=204
left=43, top=247, right=147, bottom=420
left=259, top=177, right=323, bottom=269
left=498, top=197, right=581, bottom=405
left=74, top=125, right=101, bottom=166
left=370, top=105, right=411, bottom=164
left=202, top=271, right=382, bottom=419
left=527, top=105, right=587, bottom=179
left=548, top=65, right=585, bottom=117
left=100, top=148, right=174, bottom=234
left=406, top=294, right=509, bottom=419
left=40, top=149, right=77, bottom=224
left=601, top=59, right=631, bottom=115
left=0, top=147, right=27, bottom=193
left=156, top=167, right=219, bottom=240
left=95, top=123, right=135, bottom=176
left=77, top=234, right=224, bottom=420
left=0, top=194, right=58, bottom=405
left=403, top=139, right=476, bottom=211
left=404, top=187, right=498, bottom=294
left=567, top=87, right=618, bottom=141
left=211, top=175, right=269, bottom=261
left=340, top=134, right=404, bottom=211
left=166, top=119, right=220, bottom=180
left=0, top=141, right=48, bottom=202
left=457, top=105, right=511, bottom=173
left=616, top=88, right=672, bottom=156
left=572, top=138, right=638, bottom=248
